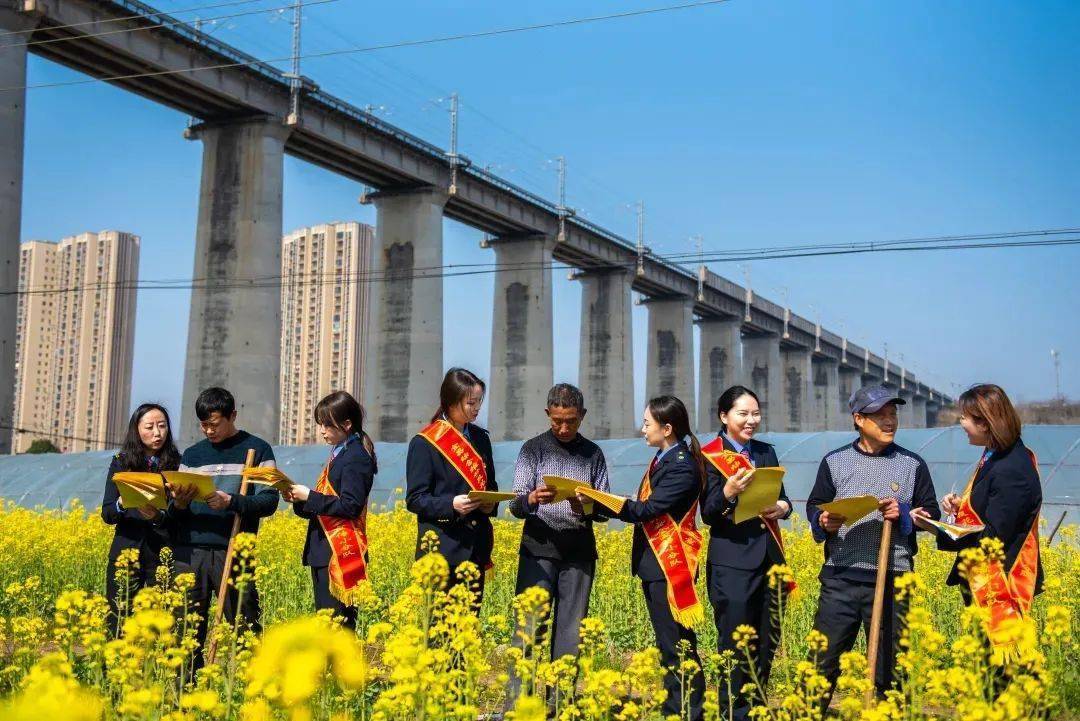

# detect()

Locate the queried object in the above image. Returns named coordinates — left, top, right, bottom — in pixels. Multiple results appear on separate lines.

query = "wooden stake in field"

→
left=864, top=512, right=894, bottom=708
left=205, top=447, right=256, bottom=666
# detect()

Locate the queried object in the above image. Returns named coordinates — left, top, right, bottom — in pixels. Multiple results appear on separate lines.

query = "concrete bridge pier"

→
left=811, top=357, right=840, bottom=431
left=780, top=346, right=813, bottom=432
left=742, top=333, right=781, bottom=432
left=644, top=296, right=695, bottom=426
left=181, top=118, right=289, bottom=444
left=910, top=393, right=928, bottom=429
left=487, top=235, right=554, bottom=441
left=697, top=318, right=742, bottom=434
left=898, top=389, right=916, bottom=427
left=0, top=4, right=39, bottom=454
left=576, top=269, right=635, bottom=439
left=926, top=399, right=941, bottom=428
left=362, top=188, right=448, bottom=442
left=837, top=366, right=861, bottom=428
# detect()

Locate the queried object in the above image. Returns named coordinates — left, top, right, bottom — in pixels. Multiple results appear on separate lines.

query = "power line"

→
left=5, top=230, right=1078, bottom=298
left=1, top=423, right=124, bottom=448
left=1, top=0, right=339, bottom=49
left=5, top=0, right=733, bottom=93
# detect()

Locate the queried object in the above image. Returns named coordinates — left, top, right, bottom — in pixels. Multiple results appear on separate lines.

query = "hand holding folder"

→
left=161, top=471, right=217, bottom=502
left=112, top=472, right=168, bottom=511
left=732, top=467, right=786, bottom=524
left=817, top=495, right=881, bottom=526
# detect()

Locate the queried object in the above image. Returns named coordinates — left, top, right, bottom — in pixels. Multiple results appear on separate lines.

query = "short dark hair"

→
left=716, top=385, right=760, bottom=421
left=547, top=383, right=585, bottom=412
left=195, top=387, right=235, bottom=421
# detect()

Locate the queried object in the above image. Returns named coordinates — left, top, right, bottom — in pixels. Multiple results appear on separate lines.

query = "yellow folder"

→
left=243, top=466, right=295, bottom=491
left=575, top=486, right=626, bottom=514
left=467, top=490, right=517, bottom=503
left=161, top=471, right=217, bottom=501
left=732, top=467, right=786, bottom=524
left=925, top=518, right=984, bottom=541
left=542, top=475, right=590, bottom=502
left=817, top=495, right=880, bottom=526
left=112, top=472, right=167, bottom=511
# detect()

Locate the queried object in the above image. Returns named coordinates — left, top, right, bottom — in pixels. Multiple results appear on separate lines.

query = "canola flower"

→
left=0, top=500, right=1075, bottom=719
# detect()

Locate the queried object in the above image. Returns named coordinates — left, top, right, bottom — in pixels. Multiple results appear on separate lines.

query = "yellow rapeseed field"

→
left=0, top=499, right=1076, bottom=720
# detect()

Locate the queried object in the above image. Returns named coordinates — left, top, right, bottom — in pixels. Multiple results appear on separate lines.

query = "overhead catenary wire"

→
left=5, top=230, right=1079, bottom=298
left=3, top=0, right=734, bottom=93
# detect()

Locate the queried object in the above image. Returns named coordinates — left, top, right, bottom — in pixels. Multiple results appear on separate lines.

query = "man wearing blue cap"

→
left=806, top=384, right=941, bottom=706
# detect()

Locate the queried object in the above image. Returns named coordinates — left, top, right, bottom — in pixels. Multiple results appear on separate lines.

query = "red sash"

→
left=638, top=462, right=704, bottom=628
left=955, top=448, right=1041, bottom=656
left=315, top=458, right=369, bottom=605
left=416, top=420, right=494, bottom=574
left=701, top=438, right=796, bottom=593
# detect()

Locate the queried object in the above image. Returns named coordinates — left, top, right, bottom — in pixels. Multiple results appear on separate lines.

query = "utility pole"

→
left=1051, top=349, right=1062, bottom=403
left=556, top=156, right=571, bottom=242
left=780, top=287, right=790, bottom=339
left=694, top=235, right=705, bottom=301
left=740, top=264, right=752, bottom=322
left=447, top=92, right=459, bottom=195
left=286, top=0, right=303, bottom=125
left=635, top=201, right=645, bottom=276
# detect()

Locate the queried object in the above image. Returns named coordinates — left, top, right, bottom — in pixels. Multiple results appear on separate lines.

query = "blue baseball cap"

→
left=848, top=385, right=906, bottom=415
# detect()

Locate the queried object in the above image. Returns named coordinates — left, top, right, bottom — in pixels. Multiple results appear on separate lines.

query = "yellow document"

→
left=244, top=466, right=295, bottom=491
left=925, top=518, right=984, bottom=541
left=467, top=490, right=517, bottom=503
left=161, top=471, right=217, bottom=500
left=818, top=495, right=880, bottom=526
left=542, top=475, right=590, bottom=502
left=732, top=467, right=786, bottom=524
left=112, top=472, right=167, bottom=510
left=575, top=486, right=626, bottom=515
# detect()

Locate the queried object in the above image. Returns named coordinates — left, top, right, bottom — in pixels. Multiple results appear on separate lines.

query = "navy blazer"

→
left=939, top=439, right=1043, bottom=593
left=616, top=441, right=703, bottom=582
left=292, top=439, right=377, bottom=567
left=700, top=436, right=792, bottom=570
left=405, top=422, right=498, bottom=568
left=100, top=455, right=173, bottom=559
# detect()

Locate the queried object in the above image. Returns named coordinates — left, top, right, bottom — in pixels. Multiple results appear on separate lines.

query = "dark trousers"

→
left=643, top=579, right=705, bottom=721
left=708, top=562, right=782, bottom=721
left=105, top=543, right=162, bottom=637
left=311, top=565, right=358, bottom=629
left=174, top=545, right=261, bottom=668
left=812, top=575, right=902, bottom=705
left=506, top=554, right=595, bottom=706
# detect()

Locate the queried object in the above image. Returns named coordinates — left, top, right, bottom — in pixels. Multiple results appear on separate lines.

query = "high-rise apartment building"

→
left=12, top=231, right=140, bottom=453
left=279, top=222, right=374, bottom=445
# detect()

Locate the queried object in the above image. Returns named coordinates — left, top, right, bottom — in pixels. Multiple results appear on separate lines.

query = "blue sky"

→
left=19, top=0, right=1080, bottom=431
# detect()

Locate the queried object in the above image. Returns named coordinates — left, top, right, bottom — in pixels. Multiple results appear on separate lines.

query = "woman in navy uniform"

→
left=596, top=395, right=706, bottom=721
left=406, top=368, right=499, bottom=604
left=700, top=385, right=792, bottom=720
left=100, top=403, right=181, bottom=636
left=285, top=391, right=377, bottom=629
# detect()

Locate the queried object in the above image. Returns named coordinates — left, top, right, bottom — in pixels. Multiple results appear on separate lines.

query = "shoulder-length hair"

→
left=958, top=383, right=1022, bottom=452
left=119, top=403, right=181, bottom=471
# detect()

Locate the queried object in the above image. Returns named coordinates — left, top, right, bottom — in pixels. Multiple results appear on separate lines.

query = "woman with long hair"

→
left=284, top=391, right=377, bottom=629
left=600, top=395, right=706, bottom=721
left=699, top=385, right=792, bottom=721
left=100, top=403, right=181, bottom=635
left=913, top=383, right=1043, bottom=657
left=405, top=367, right=499, bottom=605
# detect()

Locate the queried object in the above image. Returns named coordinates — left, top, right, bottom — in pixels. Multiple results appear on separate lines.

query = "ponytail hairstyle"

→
left=119, top=403, right=181, bottom=472
left=314, top=390, right=377, bottom=468
left=647, top=395, right=705, bottom=485
left=431, top=367, right=486, bottom=424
